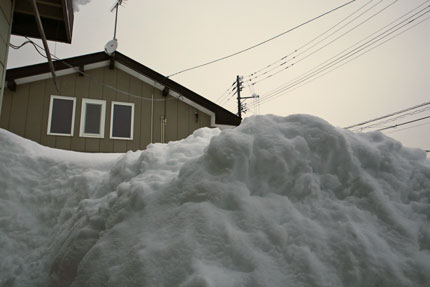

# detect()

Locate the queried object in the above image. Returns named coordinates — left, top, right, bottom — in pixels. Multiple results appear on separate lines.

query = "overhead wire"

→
left=166, top=0, right=356, bottom=78
left=345, top=101, right=430, bottom=130
left=251, top=0, right=402, bottom=93
left=376, top=115, right=430, bottom=131
left=245, top=0, right=380, bottom=83
left=385, top=121, right=430, bottom=134
left=215, top=81, right=236, bottom=104
left=349, top=106, right=430, bottom=132
left=247, top=0, right=397, bottom=87
left=247, top=3, right=430, bottom=108
left=246, top=12, right=430, bottom=110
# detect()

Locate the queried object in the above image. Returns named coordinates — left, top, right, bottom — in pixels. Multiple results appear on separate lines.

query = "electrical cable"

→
left=246, top=13, right=430, bottom=110
left=345, top=101, right=430, bottom=129
left=251, top=2, right=429, bottom=104
left=376, top=115, right=430, bottom=131
left=215, top=81, right=236, bottom=104
left=245, top=0, right=380, bottom=82
left=350, top=106, right=430, bottom=131
left=385, top=121, right=430, bottom=134
left=9, top=40, right=33, bottom=50
left=247, top=0, right=397, bottom=87
left=166, top=0, right=356, bottom=78
left=247, top=5, right=430, bottom=108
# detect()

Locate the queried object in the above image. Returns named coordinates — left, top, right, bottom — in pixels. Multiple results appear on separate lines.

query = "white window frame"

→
left=79, top=98, right=106, bottom=138
left=47, top=95, right=76, bottom=136
left=110, top=101, right=135, bottom=140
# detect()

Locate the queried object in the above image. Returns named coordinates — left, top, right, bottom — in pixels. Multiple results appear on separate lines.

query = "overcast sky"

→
left=7, top=0, right=430, bottom=151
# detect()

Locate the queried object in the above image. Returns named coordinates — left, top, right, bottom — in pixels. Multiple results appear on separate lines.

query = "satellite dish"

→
left=105, top=39, right=118, bottom=56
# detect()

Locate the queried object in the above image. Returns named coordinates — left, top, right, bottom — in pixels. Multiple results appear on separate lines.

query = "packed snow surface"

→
left=1, top=115, right=429, bottom=287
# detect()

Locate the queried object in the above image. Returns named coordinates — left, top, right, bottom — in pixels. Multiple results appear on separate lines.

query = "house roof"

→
left=5, top=51, right=241, bottom=127
left=12, top=0, right=74, bottom=43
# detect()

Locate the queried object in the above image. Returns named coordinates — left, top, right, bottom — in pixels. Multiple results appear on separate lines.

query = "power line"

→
left=259, top=0, right=420, bottom=99
left=245, top=0, right=380, bottom=82
left=166, top=0, right=356, bottom=78
left=215, top=81, right=236, bottom=104
left=345, top=101, right=430, bottom=129
left=247, top=0, right=397, bottom=87
left=247, top=4, right=430, bottom=108
left=376, top=115, right=430, bottom=131
left=385, top=121, right=430, bottom=134
left=350, top=106, right=430, bottom=131
left=247, top=13, right=430, bottom=110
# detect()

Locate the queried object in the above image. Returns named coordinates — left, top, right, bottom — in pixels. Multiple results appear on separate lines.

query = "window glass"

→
left=111, top=102, right=134, bottom=139
left=79, top=99, right=106, bottom=138
left=84, top=103, right=102, bottom=134
left=48, top=96, right=76, bottom=136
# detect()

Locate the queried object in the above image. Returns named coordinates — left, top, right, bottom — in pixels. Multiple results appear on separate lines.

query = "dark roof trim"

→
left=5, top=51, right=241, bottom=126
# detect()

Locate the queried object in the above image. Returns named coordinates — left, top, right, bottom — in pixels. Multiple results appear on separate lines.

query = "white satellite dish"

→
left=105, top=39, right=118, bottom=56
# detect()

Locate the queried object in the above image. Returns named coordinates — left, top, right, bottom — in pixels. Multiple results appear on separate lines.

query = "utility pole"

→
left=236, top=75, right=259, bottom=119
left=236, top=75, right=243, bottom=119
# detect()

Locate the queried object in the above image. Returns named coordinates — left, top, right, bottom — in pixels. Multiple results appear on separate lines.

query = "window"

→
left=79, top=98, right=106, bottom=138
left=110, top=101, right=134, bottom=140
left=47, top=95, right=76, bottom=136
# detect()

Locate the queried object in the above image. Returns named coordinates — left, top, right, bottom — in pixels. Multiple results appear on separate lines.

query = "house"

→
left=0, top=51, right=241, bottom=152
left=1, top=0, right=74, bottom=117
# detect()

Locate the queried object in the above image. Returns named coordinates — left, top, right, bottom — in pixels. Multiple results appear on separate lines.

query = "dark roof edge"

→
left=5, top=51, right=241, bottom=126
left=114, top=52, right=241, bottom=126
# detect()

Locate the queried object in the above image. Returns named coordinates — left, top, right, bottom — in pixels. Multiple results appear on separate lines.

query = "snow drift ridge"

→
left=1, top=114, right=429, bottom=287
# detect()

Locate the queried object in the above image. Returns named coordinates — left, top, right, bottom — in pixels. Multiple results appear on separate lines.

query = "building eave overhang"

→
left=12, top=0, right=74, bottom=43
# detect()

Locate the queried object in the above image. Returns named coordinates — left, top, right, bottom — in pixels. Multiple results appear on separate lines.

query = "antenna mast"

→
left=105, top=0, right=126, bottom=56
left=111, top=0, right=124, bottom=40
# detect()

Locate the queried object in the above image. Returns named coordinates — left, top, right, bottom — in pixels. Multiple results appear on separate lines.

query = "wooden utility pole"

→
left=236, top=75, right=242, bottom=119
left=236, top=75, right=259, bottom=119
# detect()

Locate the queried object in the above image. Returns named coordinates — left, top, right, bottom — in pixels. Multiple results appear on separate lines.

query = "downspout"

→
left=160, top=116, right=164, bottom=143
left=150, top=93, right=154, bottom=143
left=161, top=87, right=169, bottom=143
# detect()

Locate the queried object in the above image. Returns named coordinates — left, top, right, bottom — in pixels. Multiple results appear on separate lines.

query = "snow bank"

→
left=1, top=115, right=429, bottom=287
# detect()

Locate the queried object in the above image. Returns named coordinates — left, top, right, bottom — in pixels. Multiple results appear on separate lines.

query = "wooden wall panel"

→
left=165, top=97, right=178, bottom=143
left=127, top=76, right=142, bottom=151
left=8, top=84, right=29, bottom=137
left=112, top=69, right=129, bottom=153
left=84, top=69, right=103, bottom=151
left=24, top=81, right=45, bottom=143
left=40, top=78, right=58, bottom=148
left=54, top=75, right=75, bottom=150
left=140, top=82, right=152, bottom=148
left=199, top=112, right=211, bottom=128
left=188, top=107, right=200, bottom=135
left=71, top=74, right=88, bottom=151
left=177, top=100, right=189, bottom=140
left=0, top=89, right=12, bottom=129
left=152, top=89, right=163, bottom=143
left=100, top=67, right=116, bottom=152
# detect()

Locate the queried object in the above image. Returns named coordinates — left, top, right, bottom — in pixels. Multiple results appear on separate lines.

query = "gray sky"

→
left=7, top=0, right=430, bottom=151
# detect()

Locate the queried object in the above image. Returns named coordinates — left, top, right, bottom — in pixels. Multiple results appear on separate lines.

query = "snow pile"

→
left=72, top=0, right=91, bottom=12
left=1, top=115, right=429, bottom=287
